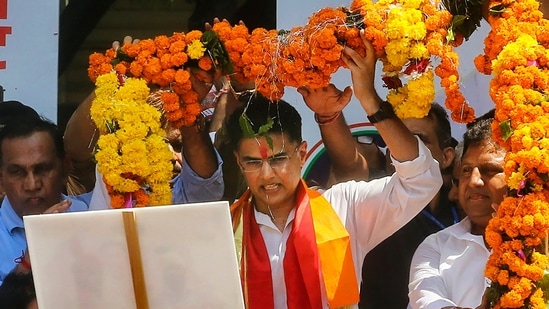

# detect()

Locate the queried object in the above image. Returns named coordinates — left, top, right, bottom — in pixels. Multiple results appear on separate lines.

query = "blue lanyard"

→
left=421, top=206, right=459, bottom=230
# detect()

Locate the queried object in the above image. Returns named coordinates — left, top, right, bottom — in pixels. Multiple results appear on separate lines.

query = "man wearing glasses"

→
left=223, top=33, right=443, bottom=309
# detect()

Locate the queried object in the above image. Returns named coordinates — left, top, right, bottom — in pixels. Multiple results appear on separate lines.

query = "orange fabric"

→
left=230, top=181, right=359, bottom=308
left=308, top=188, right=360, bottom=307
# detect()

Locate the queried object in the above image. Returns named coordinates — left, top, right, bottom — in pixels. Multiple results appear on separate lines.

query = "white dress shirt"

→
left=257, top=138, right=442, bottom=309
left=408, top=218, right=491, bottom=309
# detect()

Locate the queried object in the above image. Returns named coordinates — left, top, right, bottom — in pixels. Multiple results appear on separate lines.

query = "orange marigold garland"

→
left=88, top=29, right=231, bottom=129
left=214, top=7, right=366, bottom=101
left=478, top=0, right=549, bottom=307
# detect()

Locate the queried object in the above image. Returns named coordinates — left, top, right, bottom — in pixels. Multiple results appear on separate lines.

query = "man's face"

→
left=403, top=117, right=453, bottom=170
left=458, top=139, right=506, bottom=234
left=0, top=131, right=67, bottom=217
left=234, top=134, right=306, bottom=212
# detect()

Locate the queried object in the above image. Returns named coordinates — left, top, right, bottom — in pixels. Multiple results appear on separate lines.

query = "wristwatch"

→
left=367, top=101, right=396, bottom=124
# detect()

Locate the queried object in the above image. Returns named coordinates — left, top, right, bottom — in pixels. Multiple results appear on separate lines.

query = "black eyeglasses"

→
left=239, top=146, right=300, bottom=173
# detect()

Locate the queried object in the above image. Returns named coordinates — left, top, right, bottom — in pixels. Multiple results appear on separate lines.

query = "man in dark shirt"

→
left=359, top=103, right=461, bottom=309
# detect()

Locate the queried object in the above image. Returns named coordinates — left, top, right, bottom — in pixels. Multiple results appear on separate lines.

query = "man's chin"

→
left=23, top=200, right=49, bottom=215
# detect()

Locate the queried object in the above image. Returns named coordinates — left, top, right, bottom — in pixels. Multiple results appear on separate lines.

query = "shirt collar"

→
left=0, top=197, right=24, bottom=234
left=0, top=194, right=84, bottom=234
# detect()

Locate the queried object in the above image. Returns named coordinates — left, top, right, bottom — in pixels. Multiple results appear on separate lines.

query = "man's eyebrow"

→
left=241, top=155, right=262, bottom=161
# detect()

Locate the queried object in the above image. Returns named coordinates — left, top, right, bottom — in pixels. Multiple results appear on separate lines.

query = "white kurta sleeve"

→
left=324, top=137, right=443, bottom=258
left=408, top=233, right=455, bottom=309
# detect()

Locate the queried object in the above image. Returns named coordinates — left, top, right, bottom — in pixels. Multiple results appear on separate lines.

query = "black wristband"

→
left=367, top=101, right=396, bottom=124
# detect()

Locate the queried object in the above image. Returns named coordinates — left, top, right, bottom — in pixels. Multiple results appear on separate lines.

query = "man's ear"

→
left=298, top=141, right=308, bottom=166
left=233, top=150, right=240, bottom=164
left=441, top=147, right=456, bottom=170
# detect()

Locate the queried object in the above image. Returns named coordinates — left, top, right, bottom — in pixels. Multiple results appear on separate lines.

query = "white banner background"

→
left=0, top=0, right=58, bottom=122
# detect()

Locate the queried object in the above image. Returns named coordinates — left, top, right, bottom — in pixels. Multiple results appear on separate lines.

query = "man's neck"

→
left=253, top=197, right=295, bottom=232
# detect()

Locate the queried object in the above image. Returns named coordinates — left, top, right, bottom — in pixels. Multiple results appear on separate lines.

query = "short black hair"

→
left=0, top=117, right=65, bottom=162
left=462, top=109, right=497, bottom=156
left=0, top=101, right=40, bottom=127
left=226, top=94, right=302, bottom=150
left=427, top=103, right=454, bottom=148
left=0, top=272, right=36, bottom=309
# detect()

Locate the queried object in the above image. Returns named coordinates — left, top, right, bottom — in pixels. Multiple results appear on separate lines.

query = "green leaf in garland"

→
left=485, top=284, right=503, bottom=307
left=489, top=4, right=506, bottom=14
left=264, top=135, right=274, bottom=150
left=499, top=119, right=513, bottom=141
left=238, top=114, right=275, bottom=149
left=201, top=30, right=234, bottom=75
left=441, top=0, right=483, bottom=40
left=446, top=27, right=456, bottom=43
left=257, top=117, right=274, bottom=135
left=539, top=270, right=549, bottom=300
left=257, top=117, right=274, bottom=149
left=111, top=49, right=134, bottom=66
left=239, top=113, right=255, bottom=138
left=452, top=15, right=467, bottom=28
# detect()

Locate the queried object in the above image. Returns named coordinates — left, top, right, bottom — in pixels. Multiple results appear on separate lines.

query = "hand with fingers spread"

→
left=111, top=35, right=139, bottom=51
left=298, top=83, right=371, bottom=186
left=297, top=84, right=353, bottom=118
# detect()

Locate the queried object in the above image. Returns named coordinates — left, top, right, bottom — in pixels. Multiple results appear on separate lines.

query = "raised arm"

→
left=298, top=85, right=370, bottom=184
left=178, top=70, right=223, bottom=178
left=341, top=30, right=419, bottom=163
left=63, top=92, right=98, bottom=195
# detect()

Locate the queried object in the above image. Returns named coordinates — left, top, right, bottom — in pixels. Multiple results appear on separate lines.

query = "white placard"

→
left=24, top=201, right=244, bottom=309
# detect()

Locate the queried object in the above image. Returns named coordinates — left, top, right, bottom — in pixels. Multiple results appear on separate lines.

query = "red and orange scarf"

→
left=230, top=180, right=359, bottom=309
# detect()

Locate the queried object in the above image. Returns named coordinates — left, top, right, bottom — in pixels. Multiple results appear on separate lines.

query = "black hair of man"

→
left=0, top=272, right=36, bottom=309
left=226, top=94, right=302, bottom=151
left=462, top=109, right=496, bottom=156
left=0, top=101, right=40, bottom=127
left=427, top=102, right=455, bottom=148
left=0, top=117, right=65, bottom=162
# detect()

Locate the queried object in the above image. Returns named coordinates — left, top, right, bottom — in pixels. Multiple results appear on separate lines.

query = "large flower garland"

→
left=91, top=72, right=173, bottom=208
left=88, top=30, right=232, bottom=206
left=88, top=30, right=230, bottom=129
left=476, top=0, right=549, bottom=307
left=87, top=1, right=483, bottom=206
left=350, top=0, right=476, bottom=121
left=207, top=8, right=364, bottom=101
left=210, top=2, right=475, bottom=121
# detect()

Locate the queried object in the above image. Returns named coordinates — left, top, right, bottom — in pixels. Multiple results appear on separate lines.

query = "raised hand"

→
left=112, top=35, right=139, bottom=51
left=341, top=29, right=381, bottom=115
left=297, top=84, right=352, bottom=117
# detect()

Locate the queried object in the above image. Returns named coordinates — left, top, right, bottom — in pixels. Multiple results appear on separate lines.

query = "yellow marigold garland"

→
left=351, top=0, right=475, bottom=122
left=88, top=30, right=228, bottom=129
left=478, top=0, right=549, bottom=307
left=91, top=72, right=173, bottom=208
